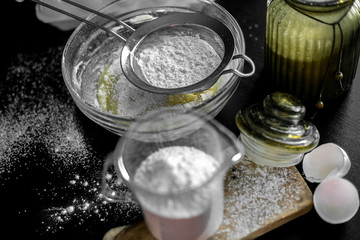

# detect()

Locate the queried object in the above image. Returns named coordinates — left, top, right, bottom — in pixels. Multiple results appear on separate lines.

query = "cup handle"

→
left=101, top=152, right=133, bottom=202
left=221, top=54, right=256, bottom=78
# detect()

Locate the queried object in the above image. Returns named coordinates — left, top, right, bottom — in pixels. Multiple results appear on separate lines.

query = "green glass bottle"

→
left=265, top=0, right=360, bottom=108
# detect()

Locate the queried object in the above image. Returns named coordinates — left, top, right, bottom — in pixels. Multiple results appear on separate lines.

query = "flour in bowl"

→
left=77, top=25, right=226, bottom=118
left=135, top=27, right=222, bottom=88
left=94, top=49, right=222, bottom=118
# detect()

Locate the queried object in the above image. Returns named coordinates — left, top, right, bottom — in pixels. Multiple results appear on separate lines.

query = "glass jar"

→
left=236, top=92, right=320, bottom=167
left=265, top=0, right=360, bottom=108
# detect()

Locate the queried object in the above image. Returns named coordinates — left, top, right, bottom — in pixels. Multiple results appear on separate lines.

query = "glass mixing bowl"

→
left=62, top=0, right=248, bottom=135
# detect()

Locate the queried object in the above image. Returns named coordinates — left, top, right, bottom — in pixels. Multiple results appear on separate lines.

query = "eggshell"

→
left=302, top=143, right=350, bottom=183
left=314, top=177, right=359, bottom=224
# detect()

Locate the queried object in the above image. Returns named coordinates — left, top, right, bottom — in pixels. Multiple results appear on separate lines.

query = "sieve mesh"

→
left=121, top=13, right=236, bottom=94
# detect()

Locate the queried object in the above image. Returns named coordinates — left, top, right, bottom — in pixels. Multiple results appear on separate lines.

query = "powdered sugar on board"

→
left=211, top=159, right=313, bottom=239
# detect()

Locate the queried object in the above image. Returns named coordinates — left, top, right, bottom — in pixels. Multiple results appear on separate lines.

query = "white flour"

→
left=96, top=55, right=168, bottom=117
left=91, top=43, right=222, bottom=118
left=76, top=25, right=227, bottom=118
left=134, top=146, right=219, bottom=192
left=135, top=28, right=221, bottom=88
left=133, top=146, right=223, bottom=240
left=1, top=48, right=141, bottom=238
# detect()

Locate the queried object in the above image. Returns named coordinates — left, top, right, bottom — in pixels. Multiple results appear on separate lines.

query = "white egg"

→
left=302, top=143, right=351, bottom=183
left=314, top=177, right=359, bottom=224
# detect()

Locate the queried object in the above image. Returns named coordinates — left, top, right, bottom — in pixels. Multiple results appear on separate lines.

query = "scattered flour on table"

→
left=41, top=172, right=139, bottom=234
left=0, top=48, right=141, bottom=236
left=135, top=27, right=221, bottom=88
left=0, top=85, right=93, bottom=176
left=0, top=48, right=93, bottom=176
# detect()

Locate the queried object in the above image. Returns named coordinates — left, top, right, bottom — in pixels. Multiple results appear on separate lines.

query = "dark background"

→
left=2, top=0, right=359, bottom=239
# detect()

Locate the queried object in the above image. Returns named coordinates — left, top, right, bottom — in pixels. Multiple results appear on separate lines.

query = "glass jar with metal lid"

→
left=265, top=0, right=360, bottom=109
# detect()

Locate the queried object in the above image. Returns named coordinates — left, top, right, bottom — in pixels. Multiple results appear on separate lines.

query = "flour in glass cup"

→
left=134, top=146, right=219, bottom=192
left=133, top=146, right=224, bottom=240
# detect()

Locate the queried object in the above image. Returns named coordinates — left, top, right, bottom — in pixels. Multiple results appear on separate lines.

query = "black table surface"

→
left=2, top=1, right=359, bottom=240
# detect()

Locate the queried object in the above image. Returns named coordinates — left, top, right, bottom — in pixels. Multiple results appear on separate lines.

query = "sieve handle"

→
left=222, top=54, right=255, bottom=78
left=29, top=0, right=132, bottom=41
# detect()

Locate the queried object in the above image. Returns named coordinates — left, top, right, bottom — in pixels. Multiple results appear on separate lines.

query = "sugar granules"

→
left=212, top=159, right=308, bottom=239
left=0, top=47, right=141, bottom=238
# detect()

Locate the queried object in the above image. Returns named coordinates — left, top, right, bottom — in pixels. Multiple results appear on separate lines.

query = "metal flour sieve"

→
left=30, top=0, right=255, bottom=94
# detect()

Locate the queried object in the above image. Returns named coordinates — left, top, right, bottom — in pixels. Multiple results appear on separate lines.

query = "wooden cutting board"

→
left=103, top=158, right=313, bottom=240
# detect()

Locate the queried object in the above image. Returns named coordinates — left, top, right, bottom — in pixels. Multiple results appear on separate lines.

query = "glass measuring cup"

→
left=102, top=108, right=244, bottom=239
